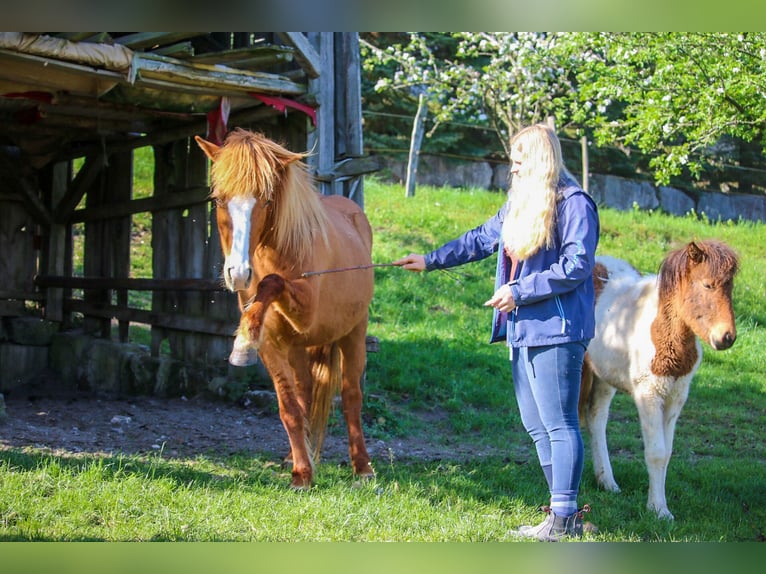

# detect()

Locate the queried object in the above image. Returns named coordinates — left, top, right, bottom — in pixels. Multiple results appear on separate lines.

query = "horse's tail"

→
left=308, top=343, right=342, bottom=462
left=578, top=353, right=594, bottom=425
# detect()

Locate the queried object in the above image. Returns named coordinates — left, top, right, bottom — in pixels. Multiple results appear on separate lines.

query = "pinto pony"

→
left=195, top=129, right=375, bottom=488
left=580, top=240, right=739, bottom=519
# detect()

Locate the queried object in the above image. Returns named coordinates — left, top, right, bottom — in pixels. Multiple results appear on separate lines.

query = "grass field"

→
left=1, top=177, right=764, bottom=542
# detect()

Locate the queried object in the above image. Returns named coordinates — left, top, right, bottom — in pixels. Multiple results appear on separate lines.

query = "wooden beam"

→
left=71, top=185, right=211, bottom=223
left=151, top=42, right=195, bottom=58
left=35, top=275, right=224, bottom=292
left=131, top=53, right=306, bottom=96
left=114, top=32, right=204, bottom=51
left=65, top=299, right=237, bottom=337
left=315, top=156, right=383, bottom=182
left=0, top=290, right=45, bottom=301
left=276, top=32, right=321, bottom=79
left=53, top=154, right=108, bottom=223
left=53, top=104, right=286, bottom=163
left=189, top=45, right=294, bottom=66
left=0, top=152, right=53, bottom=224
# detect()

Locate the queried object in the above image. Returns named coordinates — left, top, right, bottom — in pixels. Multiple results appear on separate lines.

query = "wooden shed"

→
left=0, top=32, right=376, bottom=394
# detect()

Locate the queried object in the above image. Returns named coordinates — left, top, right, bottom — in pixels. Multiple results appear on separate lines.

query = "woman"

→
left=394, top=124, right=600, bottom=541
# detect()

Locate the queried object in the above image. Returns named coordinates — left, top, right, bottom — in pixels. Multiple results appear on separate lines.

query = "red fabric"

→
left=206, top=96, right=231, bottom=145
left=251, top=93, right=317, bottom=126
left=2, top=91, right=54, bottom=104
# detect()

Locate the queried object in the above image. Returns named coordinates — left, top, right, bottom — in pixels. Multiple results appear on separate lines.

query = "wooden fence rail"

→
left=32, top=274, right=238, bottom=339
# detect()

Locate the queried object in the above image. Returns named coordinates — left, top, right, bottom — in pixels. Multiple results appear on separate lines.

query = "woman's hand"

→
left=484, top=283, right=516, bottom=312
left=392, top=254, right=426, bottom=272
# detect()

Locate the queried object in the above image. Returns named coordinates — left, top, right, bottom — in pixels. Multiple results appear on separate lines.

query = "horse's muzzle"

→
left=225, top=265, right=253, bottom=291
left=711, top=330, right=736, bottom=350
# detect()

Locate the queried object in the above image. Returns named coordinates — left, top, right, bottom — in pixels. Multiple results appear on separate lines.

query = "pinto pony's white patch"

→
left=580, top=241, right=738, bottom=520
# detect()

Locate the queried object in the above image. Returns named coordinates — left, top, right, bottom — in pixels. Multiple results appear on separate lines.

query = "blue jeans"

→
left=511, top=342, right=587, bottom=508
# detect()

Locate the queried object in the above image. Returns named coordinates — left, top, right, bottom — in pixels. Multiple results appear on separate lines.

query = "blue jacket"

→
left=424, top=174, right=600, bottom=347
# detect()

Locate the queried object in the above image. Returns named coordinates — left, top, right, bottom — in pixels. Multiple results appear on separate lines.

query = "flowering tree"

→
left=362, top=32, right=580, bottom=160
left=363, top=32, right=766, bottom=191
left=570, top=32, right=766, bottom=186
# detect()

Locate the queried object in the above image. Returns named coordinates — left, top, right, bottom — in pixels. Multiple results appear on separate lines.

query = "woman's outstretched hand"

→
left=392, top=254, right=426, bottom=272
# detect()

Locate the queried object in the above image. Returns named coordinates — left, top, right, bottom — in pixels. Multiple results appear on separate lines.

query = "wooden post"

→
left=44, top=162, right=69, bottom=322
left=581, top=135, right=589, bottom=192
left=546, top=116, right=556, bottom=131
left=405, top=92, right=428, bottom=198
left=306, top=32, right=337, bottom=197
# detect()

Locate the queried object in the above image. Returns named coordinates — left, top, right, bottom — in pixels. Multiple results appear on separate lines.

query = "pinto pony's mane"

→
left=656, top=239, right=739, bottom=301
left=208, top=128, right=329, bottom=263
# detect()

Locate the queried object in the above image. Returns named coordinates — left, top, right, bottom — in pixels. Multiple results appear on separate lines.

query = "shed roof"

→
left=0, top=32, right=318, bottom=167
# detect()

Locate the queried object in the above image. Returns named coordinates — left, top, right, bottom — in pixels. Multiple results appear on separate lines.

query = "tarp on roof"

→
left=0, top=32, right=133, bottom=72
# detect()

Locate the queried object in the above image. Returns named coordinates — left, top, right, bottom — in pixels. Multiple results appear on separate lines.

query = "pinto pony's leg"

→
left=633, top=392, right=674, bottom=520
left=337, top=320, right=374, bottom=478
left=585, top=376, right=620, bottom=493
left=634, top=387, right=687, bottom=520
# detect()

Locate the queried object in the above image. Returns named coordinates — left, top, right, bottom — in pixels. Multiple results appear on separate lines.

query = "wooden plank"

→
left=54, top=104, right=283, bottom=163
left=151, top=42, right=195, bottom=58
left=35, top=275, right=223, bottom=292
left=314, top=156, right=383, bottom=182
left=71, top=185, right=211, bottom=223
left=53, top=154, right=108, bottom=222
left=0, top=290, right=45, bottom=301
left=44, top=162, right=69, bottom=322
left=113, top=33, right=203, bottom=51
left=65, top=299, right=237, bottom=337
left=0, top=49, right=124, bottom=97
left=107, top=151, right=133, bottom=342
left=131, top=53, right=306, bottom=96
left=306, top=33, right=336, bottom=196
left=54, top=33, right=100, bottom=42
left=189, top=45, right=294, bottom=65
left=277, top=32, right=321, bottom=79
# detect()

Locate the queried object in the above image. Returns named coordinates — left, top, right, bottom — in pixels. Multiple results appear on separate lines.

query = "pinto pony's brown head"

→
left=657, top=240, right=739, bottom=351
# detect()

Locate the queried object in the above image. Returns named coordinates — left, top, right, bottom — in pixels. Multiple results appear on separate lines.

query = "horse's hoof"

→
left=652, top=506, right=675, bottom=520
left=228, top=345, right=259, bottom=367
left=351, top=472, right=376, bottom=489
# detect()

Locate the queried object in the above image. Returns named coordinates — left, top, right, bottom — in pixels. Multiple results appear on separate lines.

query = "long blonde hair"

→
left=502, top=124, right=563, bottom=260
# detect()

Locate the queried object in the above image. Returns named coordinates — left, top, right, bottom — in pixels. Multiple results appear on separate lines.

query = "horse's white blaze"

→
left=224, top=196, right=256, bottom=291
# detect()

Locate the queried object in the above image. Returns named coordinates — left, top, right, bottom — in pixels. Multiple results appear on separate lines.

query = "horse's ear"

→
left=279, top=149, right=308, bottom=167
left=194, top=135, right=220, bottom=162
left=687, top=241, right=705, bottom=264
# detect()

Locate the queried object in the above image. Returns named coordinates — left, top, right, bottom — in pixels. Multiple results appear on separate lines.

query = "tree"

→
left=570, top=32, right=766, bottom=187
left=362, top=32, right=581, bottom=160
left=362, top=32, right=766, bottom=194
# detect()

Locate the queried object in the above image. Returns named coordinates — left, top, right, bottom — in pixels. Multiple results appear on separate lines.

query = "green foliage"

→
left=2, top=180, right=765, bottom=542
left=361, top=32, right=766, bottom=194
left=571, top=32, right=766, bottom=188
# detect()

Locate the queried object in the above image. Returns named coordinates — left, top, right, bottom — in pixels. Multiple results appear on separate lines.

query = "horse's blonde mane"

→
left=209, top=129, right=330, bottom=263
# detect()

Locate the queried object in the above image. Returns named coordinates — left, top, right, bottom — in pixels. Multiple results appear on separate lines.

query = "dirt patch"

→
left=0, top=377, right=504, bottom=466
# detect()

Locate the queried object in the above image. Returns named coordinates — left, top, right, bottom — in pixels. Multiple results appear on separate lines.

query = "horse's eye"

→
left=703, top=282, right=713, bottom=290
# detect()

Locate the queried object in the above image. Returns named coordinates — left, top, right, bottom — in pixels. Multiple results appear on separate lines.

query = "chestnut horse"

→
left=580, top=240, right=739, bottom=519
left=195, top=129, right=374, bottom=488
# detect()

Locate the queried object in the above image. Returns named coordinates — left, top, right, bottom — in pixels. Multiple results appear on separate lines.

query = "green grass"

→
left=2, top=178, right=765, bottom=541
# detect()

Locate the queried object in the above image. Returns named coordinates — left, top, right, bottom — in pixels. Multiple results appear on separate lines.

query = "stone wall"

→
left=0, top=316, right=269, bottom=400
left=377, top=155, right=766, bottom=223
